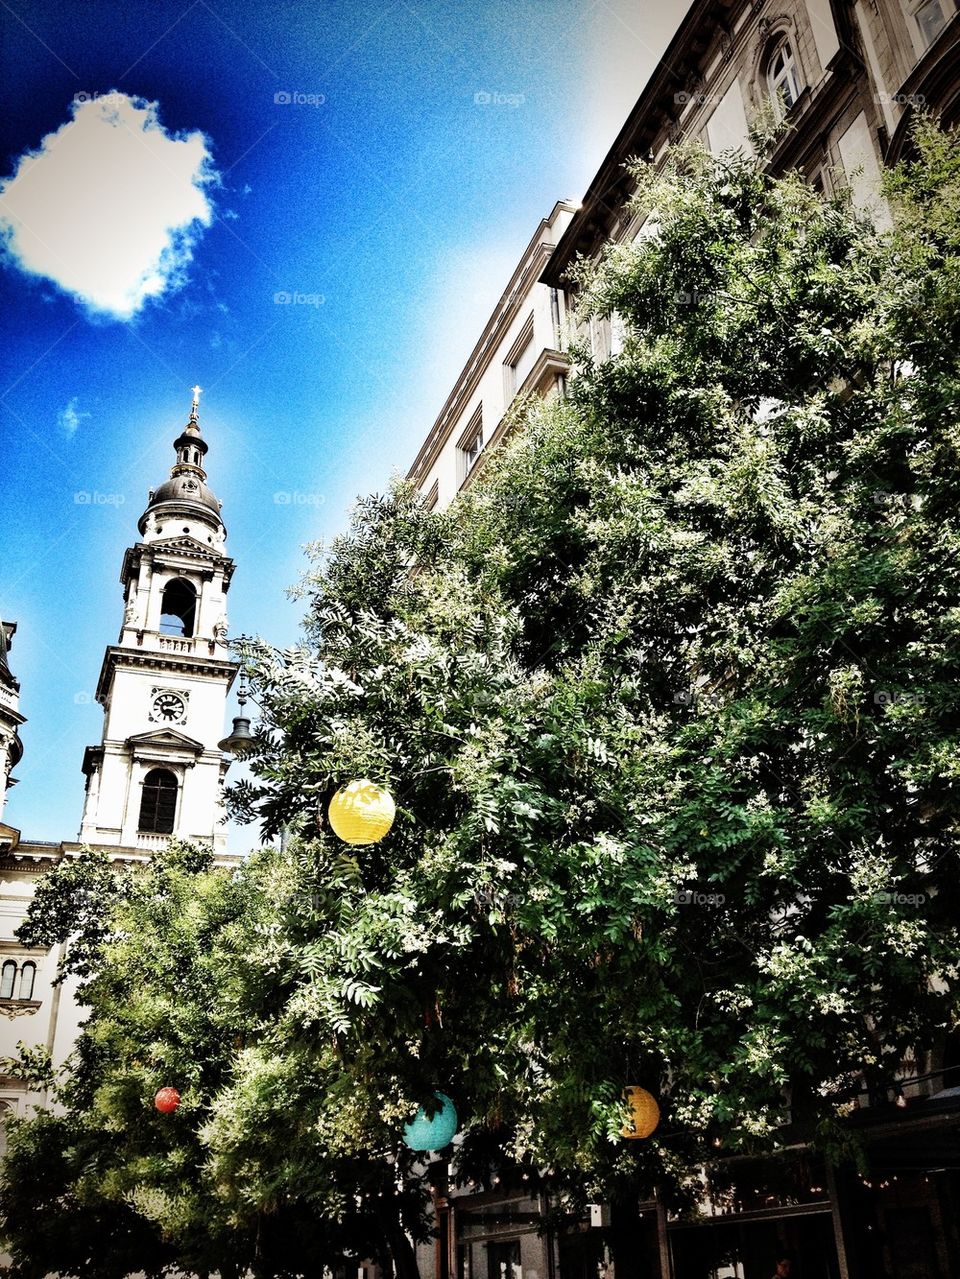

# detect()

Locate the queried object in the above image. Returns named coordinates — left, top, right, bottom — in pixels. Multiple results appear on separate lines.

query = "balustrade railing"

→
left=158, top=635, right=194, bottom=653
left=136, top=833, right=170, bottom=850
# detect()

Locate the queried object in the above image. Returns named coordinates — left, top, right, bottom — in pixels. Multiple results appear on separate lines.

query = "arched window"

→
left=159, top=579, right=196, bottom=637
left=0, top=961, right=15, bottom=1000
left=17, top=962, right=35, bottom=1001
left=0, top=960, right=38, bottom=1001
left=767, top=39, right=801, bottom=118
left=138, top=768, right=178, bottom=834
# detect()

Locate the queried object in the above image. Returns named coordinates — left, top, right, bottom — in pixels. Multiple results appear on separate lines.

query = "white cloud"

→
left=58, top=396, right=91, bottom=436
left=0, top=92, right=217, bottom=320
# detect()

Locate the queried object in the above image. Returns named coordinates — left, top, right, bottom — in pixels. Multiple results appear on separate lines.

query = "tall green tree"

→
left=235, top=120, right=960, bottom=1182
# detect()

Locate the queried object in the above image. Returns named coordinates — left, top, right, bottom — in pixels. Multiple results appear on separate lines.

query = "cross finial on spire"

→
left=190, top=384, right=202, bottom=422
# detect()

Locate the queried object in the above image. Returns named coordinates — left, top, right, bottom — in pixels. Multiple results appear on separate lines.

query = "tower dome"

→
left=138, top=386, right=225, bottom=538
left=146, top=473, right=222, bottom=516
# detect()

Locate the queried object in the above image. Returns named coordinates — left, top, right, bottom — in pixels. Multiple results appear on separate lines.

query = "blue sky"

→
left=0, top=0, right=678, bottom=847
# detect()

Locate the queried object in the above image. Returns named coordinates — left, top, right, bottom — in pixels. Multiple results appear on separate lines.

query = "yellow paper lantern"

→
left=621, top=1086, right=660, bottom=1139
left=327, top=779, right=396, bottom=845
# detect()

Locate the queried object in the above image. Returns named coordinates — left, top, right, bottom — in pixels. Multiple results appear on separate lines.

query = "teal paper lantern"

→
left=403, top=1092, right=458, bottom=1152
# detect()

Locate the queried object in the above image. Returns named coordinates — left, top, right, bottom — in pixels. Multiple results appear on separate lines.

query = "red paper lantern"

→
left=154, top=1087, right=181, bottom=1114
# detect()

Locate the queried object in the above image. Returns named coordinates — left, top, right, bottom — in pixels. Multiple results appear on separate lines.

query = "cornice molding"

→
left=0, top=1000, right=41, bottom=1020
left=406, top=207, right=577, bottom=485
left=542, top=0, right=751, bottom=286
left=125, top=727, right=205, bottom=756
left=0, top=840, right=243, bottom=872
left=0, top=940, right=48, bottom=955
left=95, top=646, right=237, bottom=704
left=121, top=541, right=236, bottom=589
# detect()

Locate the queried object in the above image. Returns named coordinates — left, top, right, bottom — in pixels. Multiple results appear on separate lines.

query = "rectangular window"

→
left=457, top=407, right=484, bottom=485
left=803, top=154, right=831, bottom=197
left=915, top=0, right=945, bottom=46
left=486, top=1241, right=521, bottom=1279
left=503, top=314, right=536, bottom=399
left=463, top=427, right=483, bottom=473
left=916, top=0, right=947, bottom=46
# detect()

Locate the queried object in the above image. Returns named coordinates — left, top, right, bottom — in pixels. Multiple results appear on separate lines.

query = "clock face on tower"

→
left=150, top=689, right=187, bottom=724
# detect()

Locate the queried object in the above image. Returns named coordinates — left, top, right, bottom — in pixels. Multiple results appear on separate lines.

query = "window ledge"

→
left=783, top=84, right=812, bottom=121
left=0, top=999, right=41, bottom=1020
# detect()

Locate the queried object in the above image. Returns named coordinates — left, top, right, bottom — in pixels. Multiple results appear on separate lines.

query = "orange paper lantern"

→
left=621, top=1086, right=660, bottom=1139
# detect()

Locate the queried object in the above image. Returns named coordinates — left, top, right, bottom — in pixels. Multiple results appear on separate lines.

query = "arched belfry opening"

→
left=159, top=579, right=197, bottom=637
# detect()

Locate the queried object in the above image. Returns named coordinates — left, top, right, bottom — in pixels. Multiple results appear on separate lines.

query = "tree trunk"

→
left=609, top=1194, right=644, bottom=1279
left=378, top=1199, right=421, bottom=1279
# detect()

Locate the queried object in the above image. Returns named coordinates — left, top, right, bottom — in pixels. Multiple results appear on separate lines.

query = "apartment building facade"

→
left=543, top=0, right=960, bottom=302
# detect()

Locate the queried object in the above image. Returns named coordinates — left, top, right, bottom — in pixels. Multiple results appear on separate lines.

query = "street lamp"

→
left=219, top=647, right=256, bottom=757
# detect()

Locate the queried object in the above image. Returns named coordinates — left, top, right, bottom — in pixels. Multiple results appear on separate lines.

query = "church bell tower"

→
left=79, top=389, right=237, bottom=853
